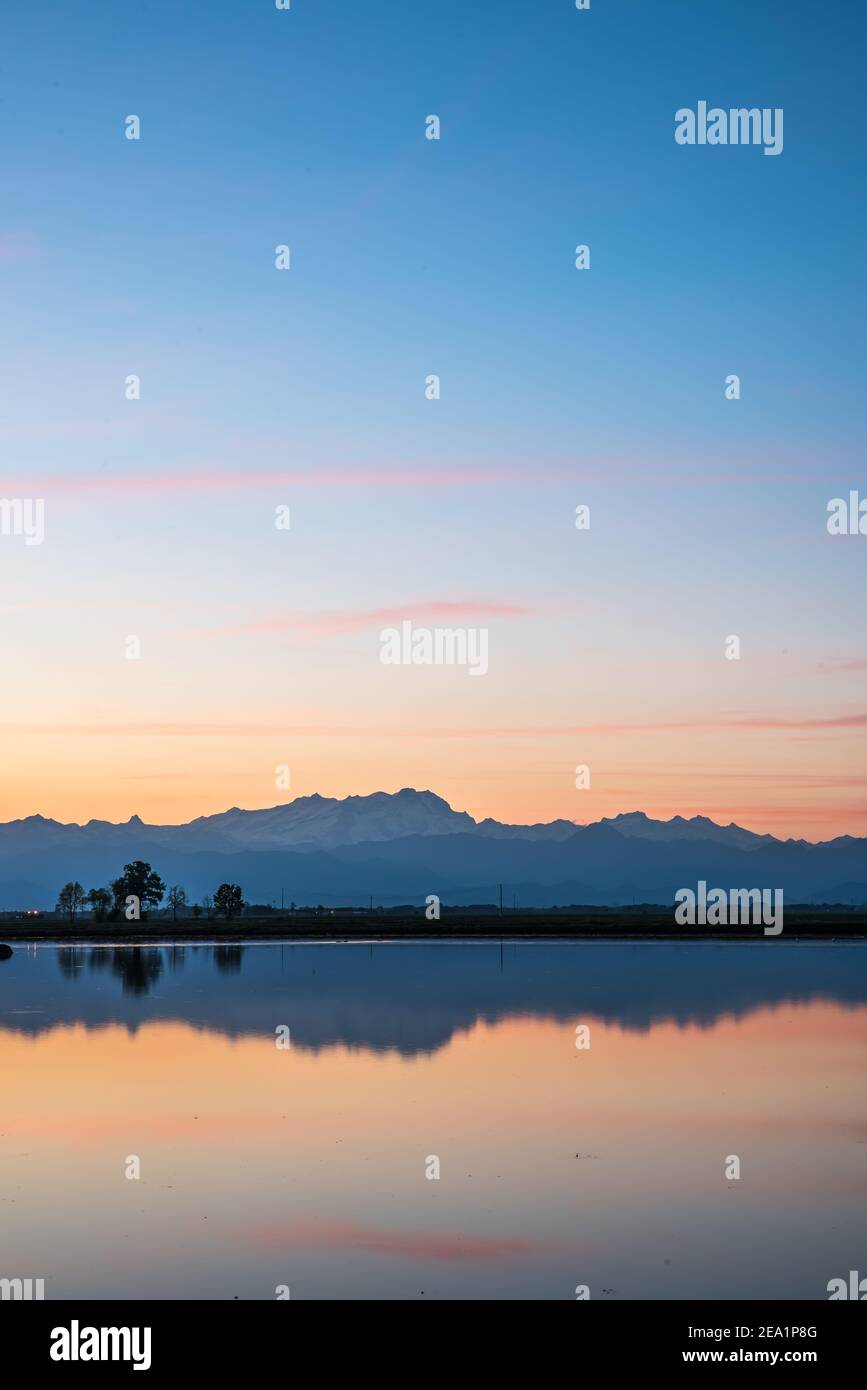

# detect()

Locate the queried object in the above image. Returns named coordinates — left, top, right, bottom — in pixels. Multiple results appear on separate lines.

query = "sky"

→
left=1, top=0, right=865, bottom=838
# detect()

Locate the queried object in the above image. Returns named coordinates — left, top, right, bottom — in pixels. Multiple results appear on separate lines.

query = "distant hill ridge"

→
left=0, top=789, right=864, bottom=909
left=0, top=788, right=828, bottom=851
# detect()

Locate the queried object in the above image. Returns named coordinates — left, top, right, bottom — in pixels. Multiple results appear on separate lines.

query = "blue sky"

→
left=3, top=0, right=865, bottom=452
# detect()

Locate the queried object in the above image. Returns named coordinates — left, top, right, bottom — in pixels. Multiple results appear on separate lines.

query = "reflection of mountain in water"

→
left=1, top=941, right=866, bottom=1054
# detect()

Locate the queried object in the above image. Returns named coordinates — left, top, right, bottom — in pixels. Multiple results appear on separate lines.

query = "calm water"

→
left=1, top=939, right=865, bottom=1301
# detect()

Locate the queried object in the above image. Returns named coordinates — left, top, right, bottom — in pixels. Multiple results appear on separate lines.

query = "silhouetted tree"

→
left=167, top=885, right=187, bottom=921
left=213, top=883, right=244, bottom=919
left=56, top=881, right=86, bottom=923
left=86, top=886, right=112, bottom=922
left=110, top=861, right=165, bottom=920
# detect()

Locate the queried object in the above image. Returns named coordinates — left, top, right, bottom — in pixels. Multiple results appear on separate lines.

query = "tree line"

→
left=55, top=861, right=245, bottom=924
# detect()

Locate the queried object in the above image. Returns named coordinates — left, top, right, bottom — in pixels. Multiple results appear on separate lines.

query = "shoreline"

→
left=2, top=907, right=866, bottom=944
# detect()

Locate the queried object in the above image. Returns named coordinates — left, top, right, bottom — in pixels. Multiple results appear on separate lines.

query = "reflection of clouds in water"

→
left=245, top=1219, right=547, bottom=1262
left=0, top=941, right=865, bottom=1056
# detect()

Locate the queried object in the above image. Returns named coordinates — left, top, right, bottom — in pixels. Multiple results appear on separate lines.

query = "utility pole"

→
left=499, top=883, right=503, bottom=915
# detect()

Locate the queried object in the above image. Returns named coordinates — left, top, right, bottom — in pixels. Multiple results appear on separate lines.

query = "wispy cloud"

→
left=2, top=712, right=865, bottom=738
left=181, top=600, right=535, bottom=641
left=0, top=468, right=505, bottom=494
left=816, top=659, right=867, bottom=674
left=470, top=714, right=867, bottom=734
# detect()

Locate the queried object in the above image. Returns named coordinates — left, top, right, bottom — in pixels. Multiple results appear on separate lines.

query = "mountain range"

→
left=1, top=790, right=865, bottom=909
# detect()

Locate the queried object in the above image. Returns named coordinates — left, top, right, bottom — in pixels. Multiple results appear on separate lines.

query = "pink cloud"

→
left=3, top=449, right=855, bottom=494
left=181, top=600, right=536, bottom=641
left=478, top=714, right=867, bottom=734
left=816, top=659, right=867, bottom=674
left=0, top=468, right=504, bottom=494
left=2, top=712, right=866, bottom=738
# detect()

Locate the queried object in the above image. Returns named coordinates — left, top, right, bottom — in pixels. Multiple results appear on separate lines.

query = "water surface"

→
left=1, top=939, right=865, bottom=1300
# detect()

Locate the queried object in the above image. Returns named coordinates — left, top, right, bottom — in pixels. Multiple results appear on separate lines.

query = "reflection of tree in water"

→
left=55, top=943, right=240, bottom=996
left=100, top=948, right=165, bottom=995
left=87, top=949, right=112, bottom=975
left=57, top=947, right=87, bottom=979
left=212, top=945, right=244, bottom=974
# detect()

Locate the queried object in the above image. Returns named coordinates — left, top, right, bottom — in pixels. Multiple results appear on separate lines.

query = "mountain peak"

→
left=598, top=810, right=771, bottom=850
